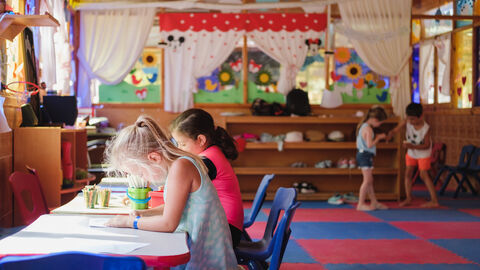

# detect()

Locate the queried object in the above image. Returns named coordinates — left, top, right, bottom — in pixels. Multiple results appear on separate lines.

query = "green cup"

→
left=127, top=187, right=152, bottom=210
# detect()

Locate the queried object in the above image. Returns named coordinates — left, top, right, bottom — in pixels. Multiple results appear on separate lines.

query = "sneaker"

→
left=348, top=158, right=356, bottom=169
left=314, top=161, right=326, bottom=168
left=324, top=160, right=333, bottom=168
left=328, top=193, right=344, bottom=205
left=337, top=158, right=349, bottom=168
left=343, top=192, right=359, bottom=203
left=292, top=182, right=300, bottom=193
left=300, top=182, right=317, bottom=194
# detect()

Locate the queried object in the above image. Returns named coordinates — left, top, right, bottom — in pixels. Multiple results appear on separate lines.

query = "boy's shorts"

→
left=356, top=151, right=374, bottom=169
left=406, top=154, right=431, bottom=171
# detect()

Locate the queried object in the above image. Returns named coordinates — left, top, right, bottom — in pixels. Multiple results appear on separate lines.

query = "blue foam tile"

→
left=431, top=239, right=480, bottom=264
left=243, top=208, right=268, bottom=222
left=325, top=264, right=480, bottom=270
left=261, top=201, right=354, bottom=209
left=438, top=199, right=480, bottom=209
left=290, top=222, right=416, bottom=240
left=266, top=240, right=318, bottom=264
left=368, top=209, right=480, bottom=222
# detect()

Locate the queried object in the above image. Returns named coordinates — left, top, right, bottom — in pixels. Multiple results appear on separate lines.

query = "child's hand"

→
left=403, top=141, right=413, bottom=149
left=376, top=133, right=387, bottom=140
left=385, top=131, right=394, bottom=142
left=106, top=215, right=133, bottom=228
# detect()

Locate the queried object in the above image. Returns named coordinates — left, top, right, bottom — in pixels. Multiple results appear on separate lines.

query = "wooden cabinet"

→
left=223, top=116, right=401, bottom=200
left=13, top=127, right=91, bottom=210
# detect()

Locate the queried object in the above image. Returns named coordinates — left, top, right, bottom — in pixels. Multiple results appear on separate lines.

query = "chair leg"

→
left=452, top=173, right=467, bottom=192
left=463, top=175, right=478, bottom=196
left=439, top=171, right=455, bottom=195
left=454, top=174, right=466, bottom=198
left=434, top=167, right=447, bottom=186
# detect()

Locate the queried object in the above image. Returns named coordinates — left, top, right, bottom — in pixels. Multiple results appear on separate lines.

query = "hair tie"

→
left=136, top=121, right=147, bottom=128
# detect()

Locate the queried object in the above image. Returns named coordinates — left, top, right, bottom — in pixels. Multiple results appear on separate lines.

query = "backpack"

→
left=250, top=98, right=286, bottom=116
left=286, top=88, right=311, bottom=116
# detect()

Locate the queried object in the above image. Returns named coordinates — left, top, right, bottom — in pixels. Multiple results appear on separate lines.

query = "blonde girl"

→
left=105, top=115, right=238, bottom=270
left=356, top=106, right=388, bottom=211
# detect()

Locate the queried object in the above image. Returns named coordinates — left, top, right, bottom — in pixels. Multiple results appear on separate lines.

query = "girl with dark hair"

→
left=170, top=108, right=244, bottom=247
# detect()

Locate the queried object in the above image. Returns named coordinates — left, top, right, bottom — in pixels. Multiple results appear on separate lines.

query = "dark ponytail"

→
left=213, top=126, right=238, bottom=160
left=171, top=108, right=239, bottom=160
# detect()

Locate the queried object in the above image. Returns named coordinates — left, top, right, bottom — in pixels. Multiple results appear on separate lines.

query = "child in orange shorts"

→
left=387, top=103, right=439, bottom=208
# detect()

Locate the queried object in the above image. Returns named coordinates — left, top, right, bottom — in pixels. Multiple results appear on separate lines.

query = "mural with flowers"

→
left=99, top=49, right=162, bottom=103
left=326, top=47, right=391, bottom=104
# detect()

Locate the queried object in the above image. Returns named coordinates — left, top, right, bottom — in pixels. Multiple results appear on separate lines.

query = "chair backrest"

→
left=0, top=251, right=146, bottom=270
left=263, top=187, right=297, bottom=249
left=457, top=145, right=476, bottom=169
left=269, top=201, right=301, bottom=270
left=244, top=174, right=275, bottom=228
left=8, top=170, right=49, bottom=225
left=468, top=147, right=480, bottom=171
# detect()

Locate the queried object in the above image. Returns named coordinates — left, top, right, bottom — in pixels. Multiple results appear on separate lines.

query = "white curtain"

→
left=163, top=30, right=243, bottom=112
left=419, top=40, right=435, bottom=104
left=249, top=30, right=318, bottom=94
left=77, top=8, right=155, bottom=107
left=337, top=0, right=412, bottom=118
left=435, top=34, right=451, bottom=97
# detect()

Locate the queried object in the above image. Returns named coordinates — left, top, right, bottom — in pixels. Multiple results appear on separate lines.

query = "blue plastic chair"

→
left=243, top=174, right=275, bottom=241
left=236, top=187, right=300, bottom=270
left=436, top=145, right=476, bottom=197
left=0, top=251, right=146, bottom=270
left=449, top=147, right=480, bottom=198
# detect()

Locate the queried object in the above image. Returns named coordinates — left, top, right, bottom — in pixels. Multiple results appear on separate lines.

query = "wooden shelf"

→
left=244, top=142, right=398, bottom=150
left=75, top=173, right=96, bottom=185
left=0, top=13, right=59, bottom=41
left=241, top=192, right=399, bottom=201
left=234, top=167, right=398, bottom=175
left=225, top=116, right=400, bottom=124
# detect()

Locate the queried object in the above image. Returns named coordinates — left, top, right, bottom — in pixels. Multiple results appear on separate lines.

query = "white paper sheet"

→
left=88, top=218, right=109, bottom=228
left=0, top=236, right=148, bottom=254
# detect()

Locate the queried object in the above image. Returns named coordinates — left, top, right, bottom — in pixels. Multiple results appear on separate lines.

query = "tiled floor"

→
left=244, top=190, right=480, bottom=270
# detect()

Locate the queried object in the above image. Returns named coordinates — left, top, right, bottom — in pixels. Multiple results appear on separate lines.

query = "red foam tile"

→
left=262, top=209, right=381, bottom=222
left=297, top=239, right=471, bottom=264
left=280, top=263, right=327, bottom=270
left=245, top=221, right=266, bottom=240
left=391, top=222, right=480, bottom=239
left=460, top=209, right=480, bottom=218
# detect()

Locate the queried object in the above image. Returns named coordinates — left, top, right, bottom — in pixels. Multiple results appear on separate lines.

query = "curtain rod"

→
left=72, top=0, right=352, bottom=11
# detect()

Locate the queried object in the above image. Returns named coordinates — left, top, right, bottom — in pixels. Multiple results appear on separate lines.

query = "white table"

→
left=0, top=214, right=189, bottom=268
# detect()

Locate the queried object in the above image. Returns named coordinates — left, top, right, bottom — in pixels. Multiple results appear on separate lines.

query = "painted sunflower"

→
left=334, top=47, right=351, bottom=64
left=345, top=63, right=362, bottom=80
left=255, top=70, right=272, bottom=86
left=365, top=72, right=374, bottom=82
left=218, top=68, right=234, bottom=85
left=142, top=52, right=158, bottom=67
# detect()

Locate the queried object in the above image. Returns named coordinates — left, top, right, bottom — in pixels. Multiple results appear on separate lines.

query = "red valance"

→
left=159, top=13, right=327, bottom=32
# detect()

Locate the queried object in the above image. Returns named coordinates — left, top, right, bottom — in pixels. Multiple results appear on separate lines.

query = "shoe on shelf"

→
left=328, top=193, right=344, bottom=205
left=291, top=162, right=307, bottom=168
left=343, top=192, right=359, bottom=203
left=337, top=158, right=349, bottom=169
left=324, top=160, right=333, bottom=168
left=300, top=182, right=317, bottom=194
left=348, top=158, right=356, bottom=169
left=314, top=161, right=326, bottom=168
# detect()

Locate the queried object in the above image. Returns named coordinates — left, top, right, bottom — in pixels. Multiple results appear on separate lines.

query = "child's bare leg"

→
left=400, top=166, right=416, bottom=207
left=357, top=168, right=375, bottom=211
left=419, top=170, right=440, bottom=208
left=367, top=184, right=388, bottom=210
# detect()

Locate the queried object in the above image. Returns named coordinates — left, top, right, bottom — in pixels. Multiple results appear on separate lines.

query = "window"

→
left=453, top=28, right=473, bottom=108
left=296, top=49, right=325, bottom=104
left=194, top=40, right=244, bottom=104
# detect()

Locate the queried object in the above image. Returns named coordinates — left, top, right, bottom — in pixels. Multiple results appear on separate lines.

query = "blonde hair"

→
left=104, top=115, right=207, bottom=184
left=356, top=106, right=388, bottom=135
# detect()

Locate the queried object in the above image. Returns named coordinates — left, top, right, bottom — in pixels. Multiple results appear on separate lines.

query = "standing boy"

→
left=387, top=103, right=439, bottom=208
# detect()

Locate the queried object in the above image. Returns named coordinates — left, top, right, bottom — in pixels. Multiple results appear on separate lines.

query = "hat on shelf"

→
left=328, top=130, right=345, bottom=142
left=305, top=130, right=325, bottom=142
left=285, top=131, right=303, bottom=142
